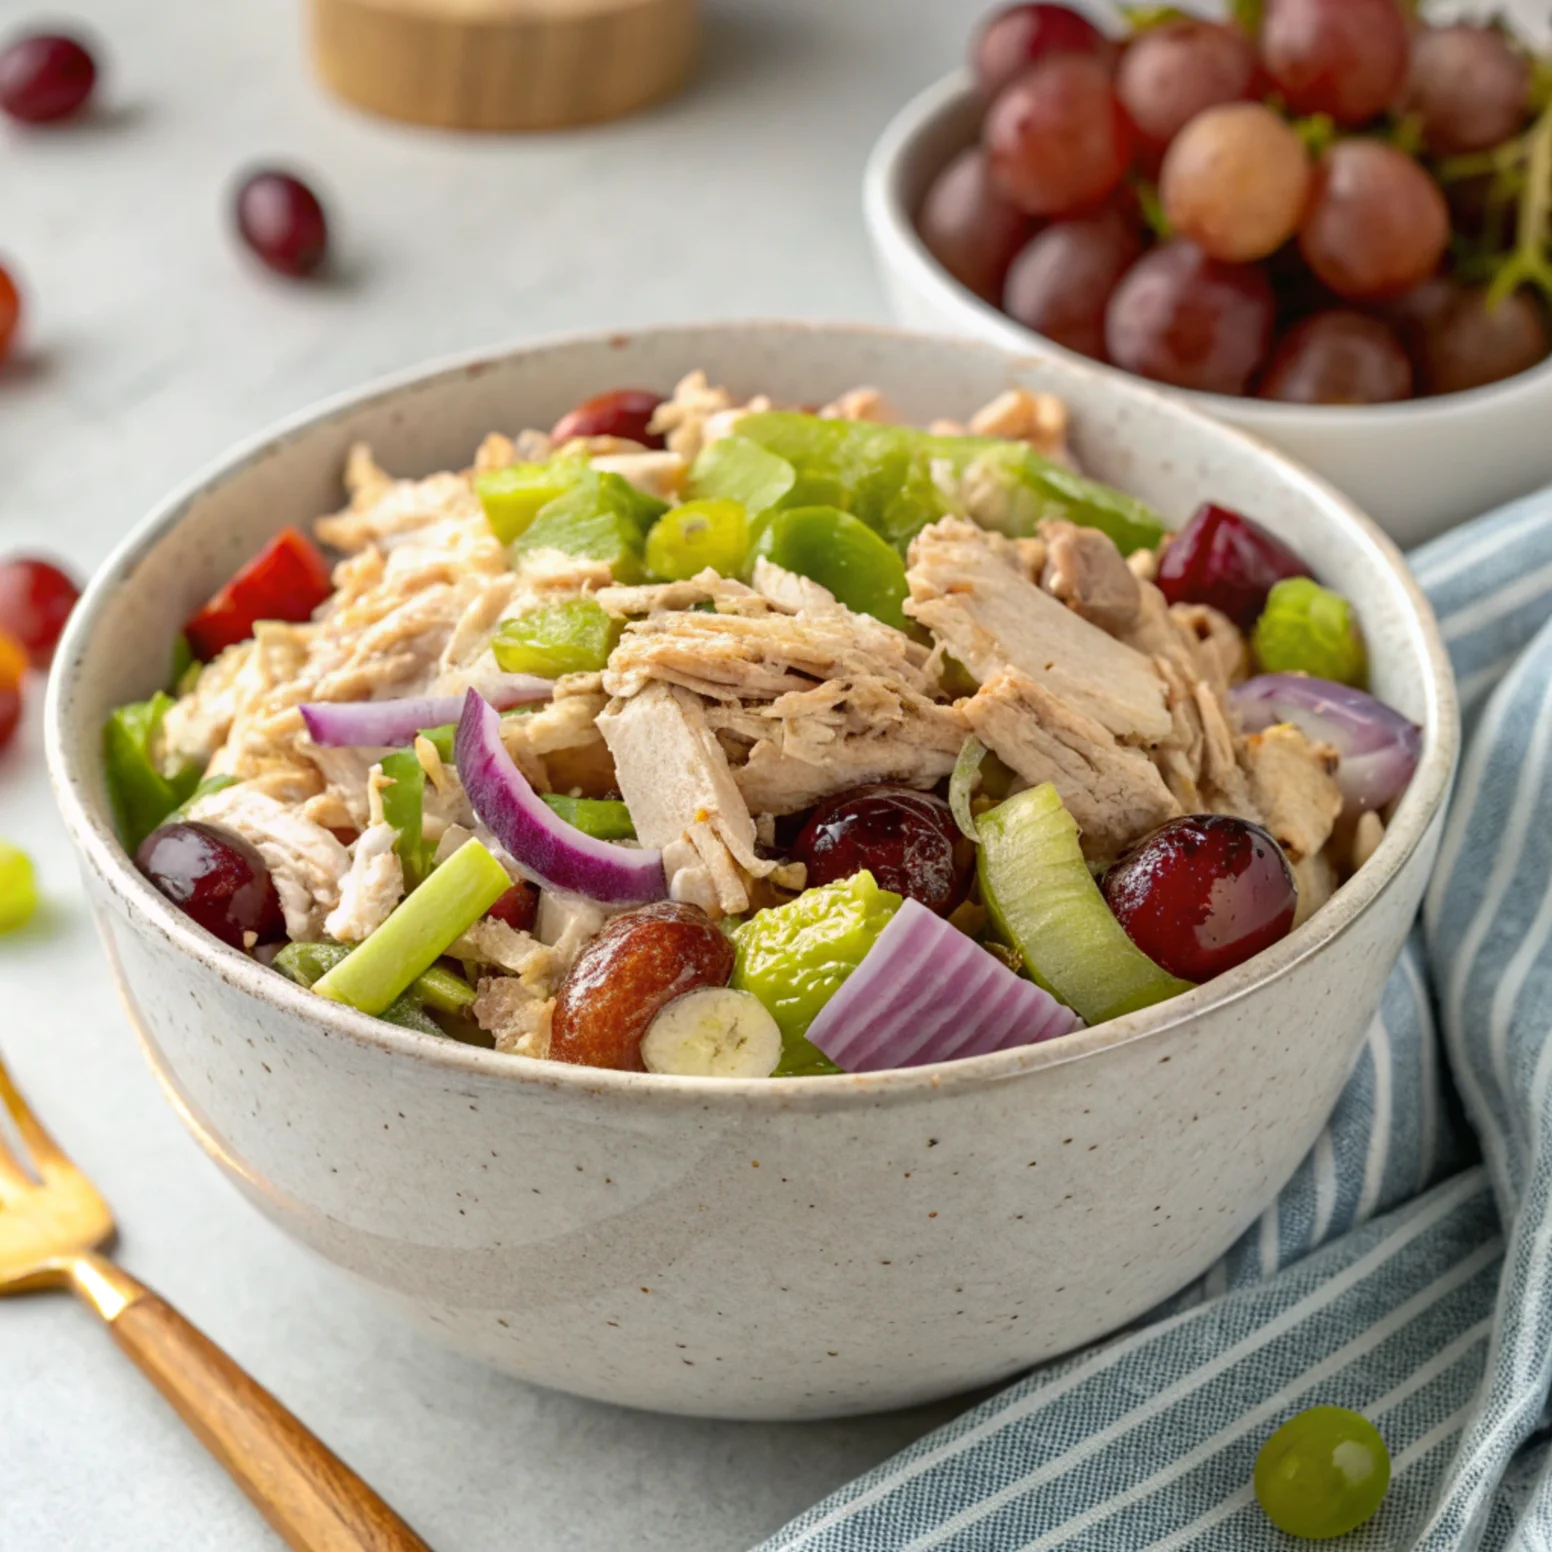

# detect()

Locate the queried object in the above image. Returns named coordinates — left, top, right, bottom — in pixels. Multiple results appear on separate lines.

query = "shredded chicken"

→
left=324, top=823, right=404, bottom=943
left=472, top=977, right=555, bottom=1058
left=750, top=557, right=836, bottom=614
left=963, top=668, right=1181, bottom=861
left=1242, top=724, right=1343, bottom=863
left=1039, top=520, right=1143, bottom=634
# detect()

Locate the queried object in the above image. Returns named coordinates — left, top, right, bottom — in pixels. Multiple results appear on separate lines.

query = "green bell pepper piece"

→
left=684, top=435, right=797, bottom=516
left=977, top=783, right=1191, bottom=1026
left=644, top=499, right=750, bottom=581
left=492, top=598, right=623, bottom=677
left=475, top=457, right=587, bottom=545
left=510, top=470, right=665, bottom=584
left=312, top=839, right=511, bottom=1016
left=1253, top=578, right=1368, bottom=688
left=731, top=871, right=903, bottom=1076
left=379, top=749, right=432, bottom=887
left=753, top=505, right=911, bottom=631
left=540, top=794, right=636, bottom=841
left=103, top=692, right=203, bottom=852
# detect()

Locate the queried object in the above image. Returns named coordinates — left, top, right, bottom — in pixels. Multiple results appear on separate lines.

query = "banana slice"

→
left=640, top=988, right=782, bottom=1078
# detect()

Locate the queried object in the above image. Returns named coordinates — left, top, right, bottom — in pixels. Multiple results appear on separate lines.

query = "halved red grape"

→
left=1156, top=502, right=1312, bottom=629
left=1258, top=311, right=1412, bottom=404
left=1001, top=211, right=1140, bottom=359
left=234, top=170, right=329, bottom=279
left=488, top=881, right=539, bottom=934
left=1116, top=20, right=1256, bottom=168
left=794, top=784, right=968, bottom=916
left=973, top=4, right=1114, bottom=99
left=1406, top=25, right=1529, bottom=156
left=1103, top=239, right=1275, bottom=394
left=1161, top=102, right=1311, bottom=264
left=1102, top=814, right=1297, bottom=981
left=0, top=556, right=80, bottom=668
left=1259, top=0, right=1410, bottom=128
left=919, top=148, right=1034, bottom=303
left=0, top=264, right=19, bottom=366
left=135, top=821, right=285, bottom=951
left=0, top=32, right=96, bottom=123
left=985, top=55, right=1133, bottom=218
left=552, top=389, right=666, bottom=448
left=1413, top=285, right=1552, bottom=396
left=1298, top=141, right=1448, bottom=302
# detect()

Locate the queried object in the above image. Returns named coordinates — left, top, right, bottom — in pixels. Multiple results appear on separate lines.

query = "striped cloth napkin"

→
left=764, top=490, right=1552, bottom=1552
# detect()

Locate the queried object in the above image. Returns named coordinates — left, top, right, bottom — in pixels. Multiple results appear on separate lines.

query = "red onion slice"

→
left=454, top=690, right=665, bottom=906
left=1229, top=674, right=1422, bottom=818
left=806, top=899, right=1081, bottom=1073
left=300, top=676, right=553, bottom=748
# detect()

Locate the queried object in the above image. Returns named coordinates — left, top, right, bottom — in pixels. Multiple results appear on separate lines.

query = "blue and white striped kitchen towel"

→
left=765, top=489, right=1552, bottom=1551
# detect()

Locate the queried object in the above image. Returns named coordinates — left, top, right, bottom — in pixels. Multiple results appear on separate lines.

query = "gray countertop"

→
left=0, top=0, right=986, bottom=1545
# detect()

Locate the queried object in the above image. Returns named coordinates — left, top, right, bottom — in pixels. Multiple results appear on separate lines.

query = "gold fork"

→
left=0, top=1049, right=432, bottom=1552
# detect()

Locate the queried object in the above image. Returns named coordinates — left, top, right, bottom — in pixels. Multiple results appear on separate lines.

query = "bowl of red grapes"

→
left=866, top=1, right=1552, bottom=545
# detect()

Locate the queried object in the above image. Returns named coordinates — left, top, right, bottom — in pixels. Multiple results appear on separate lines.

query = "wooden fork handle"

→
left=73, top=1257, right=431, bottom=1551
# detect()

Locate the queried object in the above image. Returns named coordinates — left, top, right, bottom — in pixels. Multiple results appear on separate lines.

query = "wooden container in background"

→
left=309, top=0, right=699, bottom=132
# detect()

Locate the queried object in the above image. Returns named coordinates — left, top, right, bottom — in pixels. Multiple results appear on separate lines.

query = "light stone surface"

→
left=0, top=1, right=985, bottom=1545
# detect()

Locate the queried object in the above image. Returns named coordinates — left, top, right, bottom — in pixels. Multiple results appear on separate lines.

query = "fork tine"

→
left=0, top=1048, right=73, bottom=1180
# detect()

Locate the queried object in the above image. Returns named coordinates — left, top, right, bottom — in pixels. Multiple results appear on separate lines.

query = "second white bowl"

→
left=865, top=70, right=1552, bottom=550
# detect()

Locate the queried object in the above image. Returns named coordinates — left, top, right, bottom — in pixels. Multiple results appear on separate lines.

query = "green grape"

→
left=492, top=598, right=623, bottom=678
left=1253, top=577, right=1367, bottom=687
left=645, top=499, right=749, bottom=581
left=0, top=839, right=37, bottom=933
left=1255, top=1406, right=1390, bottom=1539
left=731, top=871, right=901, bottom=1076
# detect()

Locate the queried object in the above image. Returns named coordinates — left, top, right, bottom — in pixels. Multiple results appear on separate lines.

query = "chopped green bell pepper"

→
left=1253, top=577, right=1368, bottom=688
left=731, top=871, right=903, bottom=1076
left=312, top=839, right=511, bottom=1017
left=492, top=598, right=623, bottom=678
left=644, top=498, right=750, bottom=581
left=510, top=470, right=665, bottom=584
left=753, top=505, right=911, bottom=630
left=475, top=457, right=587, bottom=544
left=684, top=435, right=797, bottom=516
left=379, top=748, right=432, bottom=888
left=103, top=692, right=203, bottom=852
left=540, top=793, right=637, bottom=840
left=977, top=783, right=1191, bottom=1026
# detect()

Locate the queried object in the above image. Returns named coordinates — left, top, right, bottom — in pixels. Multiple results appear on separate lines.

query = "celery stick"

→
left=380, top=748, right=431, bottom=887
left=416, top=963, right=478, bottom=1015
left=313, top=840, right=511, bottom=1015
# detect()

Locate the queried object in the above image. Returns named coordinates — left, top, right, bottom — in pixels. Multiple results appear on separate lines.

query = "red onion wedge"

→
left=300, top=676, right=553, bottom=748
left=454, top=690, right=665, bottom=906
left=806, top=899, right=1081, bottom=1073
left=1230, top=674, right=1421, bottom=818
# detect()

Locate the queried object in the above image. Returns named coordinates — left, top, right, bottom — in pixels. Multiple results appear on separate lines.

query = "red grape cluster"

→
left=920, top=2, right=1552, bottom=404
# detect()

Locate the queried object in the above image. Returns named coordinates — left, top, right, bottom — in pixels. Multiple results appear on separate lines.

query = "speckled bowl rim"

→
left=45, top=319, right=1459, bottom=1111
left=864, top=69, right=1552, bottom=427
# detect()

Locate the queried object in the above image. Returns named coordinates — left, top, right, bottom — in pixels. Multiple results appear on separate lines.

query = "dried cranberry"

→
left=487, top=882, right=538, bottom=934
left=551, top=390, right=665, bottom=449
left=1155, top=503, right=1312, bottom=630
left=0, top=33, right=96, bottom=124
left=794, top=784, right=969, bottom=916
left=136, top=821, right=285, bottom=950
left=233, top=170, right=329, bottom=278
left=1102, top=815, right=1296, bottom=982
left=0, top=555, right=80, bottom=668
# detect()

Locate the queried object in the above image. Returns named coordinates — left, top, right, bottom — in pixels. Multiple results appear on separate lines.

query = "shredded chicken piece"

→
left=1292, top=851, right=1337, bottom=930
left=453, top=920, right=559, bottom=988
left=1169, top=604, right=1246, bottom=690
left=905, top=517, right=1172, bottom=743
left=1039, top=521, right=1142, bottom=633
left=589, top=451, right=687, bottom=502
left=649, top=370, right=734, bottom=462
left=472, top=977, right=555, bottom=1058
left=1352, top=810, right=1385, bottom=871
left=750, top=557, right=836, bottom=614
left=473, top=433, right=515, bottom=473
left=161, top=640, right=258, bottom=769
left=1242, top=724, right=1342, bottom=863
left=594, top=571, right=768, bottom=619
left=597, top=683, right=773, bottom=915
left=188, top=783, right=350, bottom=941
left=536, top=891, right=609, bottom=974
left=324, top=823, right=404, bottom=943
left=967, top=388, right=1071, bottom=461
left=1127, top=547, right=1158, bottom=583
left=963, top=668, right=1181, bottom=860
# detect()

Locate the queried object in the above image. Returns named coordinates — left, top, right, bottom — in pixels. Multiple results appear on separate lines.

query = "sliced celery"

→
left=475, top=458, right=587, bottom=545
left=684, top=435, right=796, bottom=516
left=540, top=793, right=636, bottom=840
left=493, top=598, right=623, bottom=677
left=379, top=748, right=431, bottom=887
left=644, top=499, right=749, bottom=581
left=312, top=840, right=512, bottom=1016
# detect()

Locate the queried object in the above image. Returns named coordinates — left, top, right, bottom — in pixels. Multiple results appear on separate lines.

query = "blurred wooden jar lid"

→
left=309, top=0, right=699, bottom=131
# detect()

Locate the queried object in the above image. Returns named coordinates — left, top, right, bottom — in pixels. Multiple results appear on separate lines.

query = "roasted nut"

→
left=550, top=901, right=734, bottom=1071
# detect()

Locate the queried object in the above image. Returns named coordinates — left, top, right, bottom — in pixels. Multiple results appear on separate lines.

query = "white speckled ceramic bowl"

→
left=47, top=323, right=1456, bottom=1420
left=865, top=70, right=1552, bottom=549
